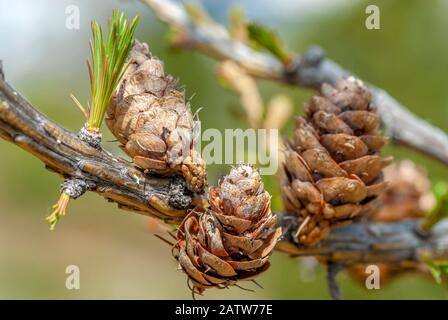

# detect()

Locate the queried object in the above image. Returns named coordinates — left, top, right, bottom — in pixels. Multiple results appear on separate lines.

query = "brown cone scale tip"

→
left=106, top=41, right=206, bottom=193
left=174, top=164, right=281, bottom=294
left=280, top=77, right=392, bottom=246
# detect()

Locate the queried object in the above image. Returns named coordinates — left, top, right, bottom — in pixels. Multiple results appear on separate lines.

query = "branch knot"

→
left=168, top=176, right=193, bottom=209
left=61, top=178, right=93, bottom=199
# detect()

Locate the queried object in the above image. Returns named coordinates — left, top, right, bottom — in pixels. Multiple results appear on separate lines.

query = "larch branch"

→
left=0, top=67, right=194, bottom=224
left=277, top=212, right=448, bottom=265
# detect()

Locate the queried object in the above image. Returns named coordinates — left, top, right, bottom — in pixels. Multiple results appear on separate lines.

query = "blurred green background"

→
left=0, top=0, right=447, bottom=299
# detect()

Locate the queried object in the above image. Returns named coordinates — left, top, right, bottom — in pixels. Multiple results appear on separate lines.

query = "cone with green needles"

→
left=76, top=10, right=139, bottom=147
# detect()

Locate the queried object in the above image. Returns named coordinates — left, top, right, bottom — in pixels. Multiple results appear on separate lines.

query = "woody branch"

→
left=143, top=0, right=448, bottom=166
left=277, top=213, right=448, bottom=265
left=0, top=67, right=193, bottom=224
left=1, top=63, right=447, bottom=266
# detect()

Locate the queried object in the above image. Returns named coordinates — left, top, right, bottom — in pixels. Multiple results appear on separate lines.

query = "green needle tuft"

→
left=424, top=256, right=448, bottom=284
left=422, top=181, right=448, bottom=231
left=247, top=22, right=292, bottom=65
left=82, top=10, right=139, bottom=132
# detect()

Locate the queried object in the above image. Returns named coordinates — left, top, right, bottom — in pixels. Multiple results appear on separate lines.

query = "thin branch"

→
left=327, top=263, right=344, bottom=300
left=0, top=66, right=194, bottom=224
left=143, top=0, right=448, bottom=165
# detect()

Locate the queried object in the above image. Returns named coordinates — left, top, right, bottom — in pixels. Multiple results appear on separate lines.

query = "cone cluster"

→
left=281, top=77, right=392, bottom=246
left=174, top=164, right=281, bottom=294
left=106, top=41, right=206, bottom=192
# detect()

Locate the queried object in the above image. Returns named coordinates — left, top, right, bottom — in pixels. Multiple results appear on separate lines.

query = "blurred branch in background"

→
left=142, top=0, right=448, bottom=166
left=216, top=60, right=264, bottom=128
left=216, top=60, right=292, bottom=163
left=216, top=60, right=293, bottom=133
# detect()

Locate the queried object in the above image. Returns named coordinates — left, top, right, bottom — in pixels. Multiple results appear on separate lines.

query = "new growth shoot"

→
left=76, top=10, right=139, bottom=143
left=48, top=10, right=138, bottom=229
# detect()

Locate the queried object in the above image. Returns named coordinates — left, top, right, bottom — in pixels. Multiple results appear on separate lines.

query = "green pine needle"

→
left=424, top=257, right=448, bottom=284
left=422, top=181, right=448, bottom=231
left=247, top=22, right=292, bottom=65
left=84, top=10, right=139, bottom=131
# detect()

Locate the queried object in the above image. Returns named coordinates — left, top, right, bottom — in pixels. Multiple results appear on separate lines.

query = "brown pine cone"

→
left=174, top=164, right=281, bottom=294
left=280, top=77, right=392, bottom=246
left=373, top=160, right=434, bottom=222
left=106, top=41, right=206, bottom=193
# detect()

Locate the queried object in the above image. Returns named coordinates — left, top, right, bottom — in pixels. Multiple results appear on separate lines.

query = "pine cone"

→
left=373, top=160, right=434, bottom=222
left=106, top=41, right=206, bottom=193
left=280, top=77, right=392, bottom=246
left=174, top=164, right=281, bottom=294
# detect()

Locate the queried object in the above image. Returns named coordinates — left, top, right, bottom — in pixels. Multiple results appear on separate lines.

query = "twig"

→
left=327, top=263, right=344, bottom=300
left=216, top=60, right=264, bottom=128
left=0, top=65, right=195, bottom=224
left=143, top=0, right=448, bottom=165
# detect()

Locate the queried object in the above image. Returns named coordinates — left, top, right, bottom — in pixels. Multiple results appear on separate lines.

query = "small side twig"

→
left=327, top=263, right=344, bottom=300
left=0, top=60, right=4, bottom=80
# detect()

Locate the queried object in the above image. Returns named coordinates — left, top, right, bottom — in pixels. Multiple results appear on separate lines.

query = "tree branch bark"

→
left=0, top=67, right=194, bottom=224
left=277, top=212, right=448, bottom=265
left=143, top=0, right=448, bottom=166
